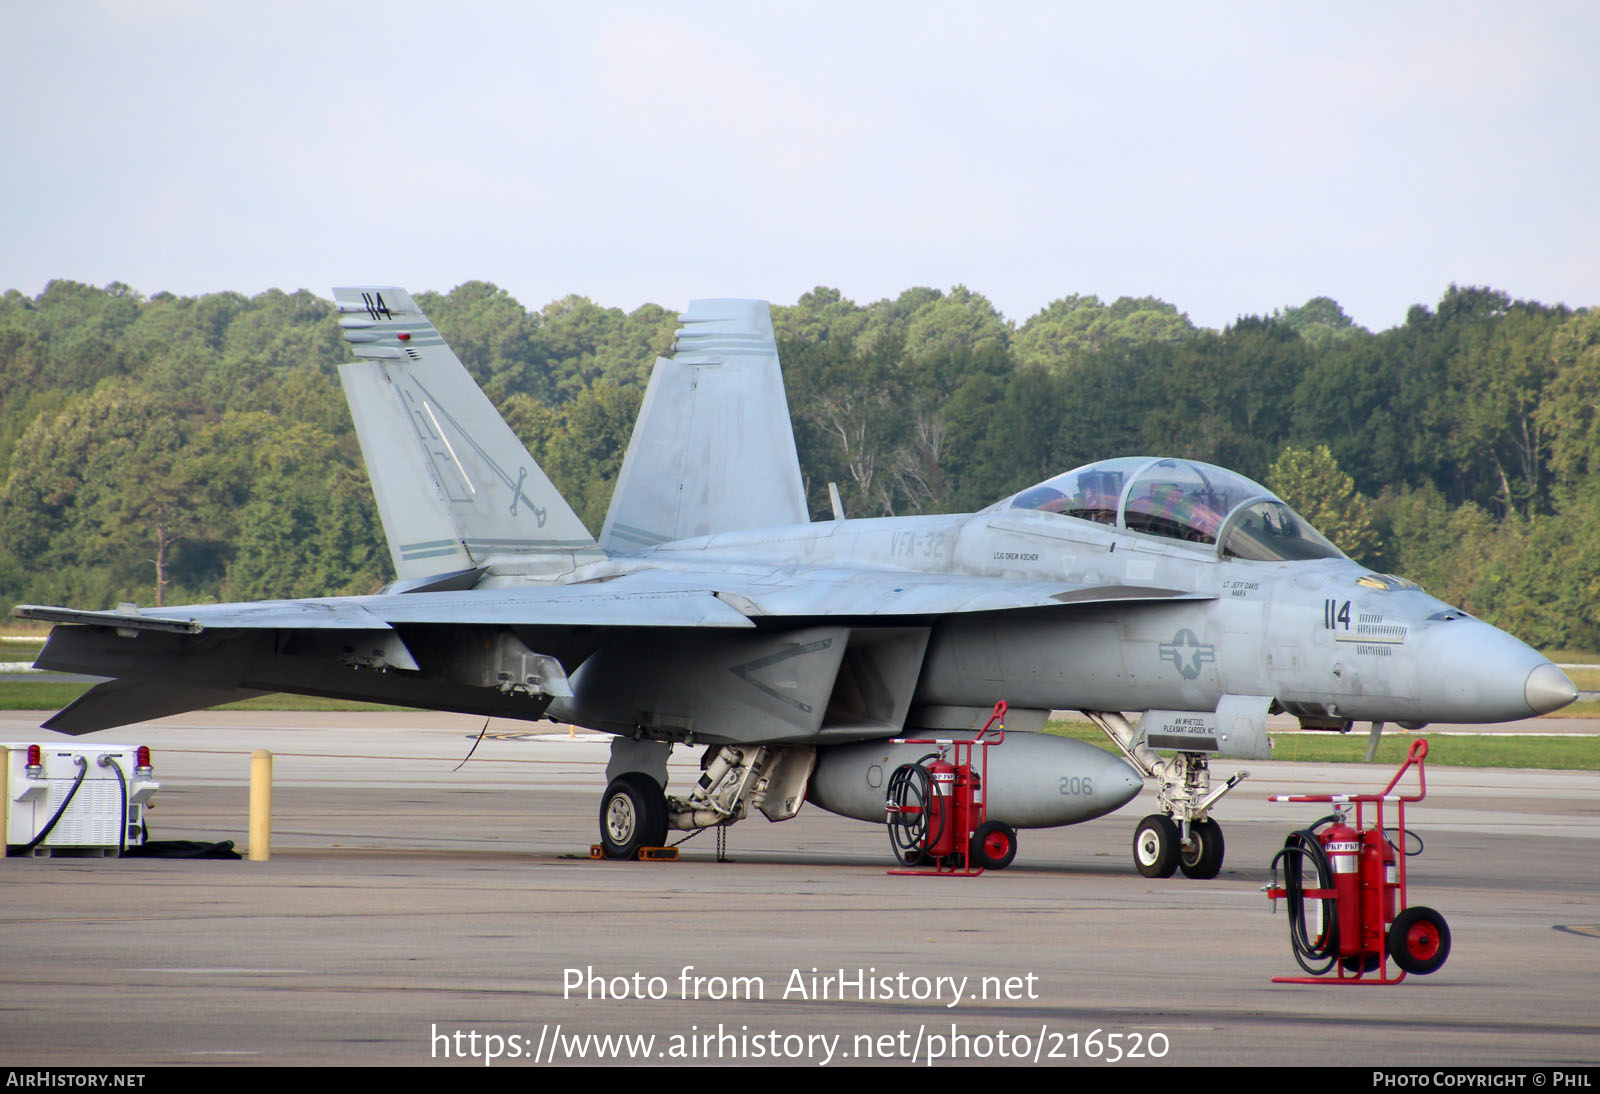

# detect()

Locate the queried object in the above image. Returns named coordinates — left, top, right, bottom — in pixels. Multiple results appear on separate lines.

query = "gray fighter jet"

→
left=17, top=288, right=1578, bottom=876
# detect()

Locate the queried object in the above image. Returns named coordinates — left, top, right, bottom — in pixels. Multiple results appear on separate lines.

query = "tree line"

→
left=1, top=279, right=1595, bottom=649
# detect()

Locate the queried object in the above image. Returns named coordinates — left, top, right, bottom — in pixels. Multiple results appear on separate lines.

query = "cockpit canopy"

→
left=1006, top=456, right=1346, bottom=562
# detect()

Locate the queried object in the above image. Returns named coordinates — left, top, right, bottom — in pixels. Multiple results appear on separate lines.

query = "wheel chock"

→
left=589, top=844, right=679, bottom=861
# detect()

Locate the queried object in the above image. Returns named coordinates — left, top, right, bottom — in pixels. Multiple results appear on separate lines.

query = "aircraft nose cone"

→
left=1412, top=619, right=1559, bottom=723
left=1525, top=662, right=1578, bottom=715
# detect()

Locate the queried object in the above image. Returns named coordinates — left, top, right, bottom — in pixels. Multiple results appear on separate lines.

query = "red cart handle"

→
left=1270, top=736, right=1430, bottom=805
left=976, top=699, right=1008, bottom=744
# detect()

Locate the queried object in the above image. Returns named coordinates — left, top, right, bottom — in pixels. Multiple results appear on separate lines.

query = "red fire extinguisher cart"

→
left=885, top=700, right=1009, bottom=876
left=1265, top=738, right=1451, bottom=984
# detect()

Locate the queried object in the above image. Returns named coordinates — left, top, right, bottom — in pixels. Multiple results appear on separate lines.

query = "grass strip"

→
left=1044, top=720, right=1598, bottom=771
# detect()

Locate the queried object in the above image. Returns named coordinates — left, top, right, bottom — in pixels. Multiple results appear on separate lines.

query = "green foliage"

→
left=527, top=381, right=645, bottom=533
left=1274, top=296, right=1364, bottom=347
left=0, top=278, right=1594, bottom=658
left=1267, top=445, right=1378, bottom=562
left=902, top=285, right=1010, bottom=362
left=939, top=362, right=1071, bottom=512
left=538, top=294, right=678, bottom=397
left=188, top=412, right=388, bottom=600
left=771, top=286, right=870, bottom=347
left=782, top=332, right=916, bottom=517
left=1014, top=293, right=1195, bottom=371
left=1536, top=309, right=1600, bottom=489
left=1044, top=720, right=1600, bottom=770
left=417, top=281, right=550, bottom=394
left=0, top=382, right=196, bottom=605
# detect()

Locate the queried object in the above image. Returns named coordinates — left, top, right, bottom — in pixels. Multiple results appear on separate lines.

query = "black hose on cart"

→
left=885, top=755, right=941, bottom=866
left=1269, top=815, right=1342, bottom=976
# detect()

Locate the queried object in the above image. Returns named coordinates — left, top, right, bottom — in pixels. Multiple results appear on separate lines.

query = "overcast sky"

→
left=3, top=1, right=1597, bottom=331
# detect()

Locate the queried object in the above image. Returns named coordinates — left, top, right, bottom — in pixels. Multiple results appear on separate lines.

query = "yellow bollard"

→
left=249, top=749, right=272, bottom=861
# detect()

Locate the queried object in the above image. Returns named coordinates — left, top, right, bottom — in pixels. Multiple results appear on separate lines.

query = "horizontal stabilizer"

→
left=43, top=679, right=269, bottom=735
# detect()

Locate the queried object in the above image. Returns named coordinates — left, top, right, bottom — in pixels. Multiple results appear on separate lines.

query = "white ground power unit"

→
left=3, top=742, right=159, bottom=856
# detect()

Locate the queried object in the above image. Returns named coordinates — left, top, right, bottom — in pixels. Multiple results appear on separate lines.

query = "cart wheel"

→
left=1178, top=818, right=1225, bottom=879
left=971, top=821, right=1018, bottom=870
left=1133, top=814, right=1179, bottom=878
left=1388, top=906, right=1451, bottom=975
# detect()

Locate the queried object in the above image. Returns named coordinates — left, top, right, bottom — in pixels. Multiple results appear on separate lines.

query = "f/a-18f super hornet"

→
left=18, top=288, right=1578, bottom=876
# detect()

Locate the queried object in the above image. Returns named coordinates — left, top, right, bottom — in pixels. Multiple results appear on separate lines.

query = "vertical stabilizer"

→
left=333, top=287, right=601, bottom=580
left=601, top=299, right=809, bottom=553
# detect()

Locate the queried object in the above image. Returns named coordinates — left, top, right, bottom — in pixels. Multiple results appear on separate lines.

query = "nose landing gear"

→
left=1089, top=710, right=1247, bottom=880
left=1132, top=813, right=1226, bottom=879
left=1133, top=815, right=1178, bottom=878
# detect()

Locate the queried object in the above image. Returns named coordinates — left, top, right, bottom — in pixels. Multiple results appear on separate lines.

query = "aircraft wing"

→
left=17, top=569, right=1200, bottom=636
left=16, top=602, right=384, bottom=633
left=15, top=584, right=760, bottom=634
left=376, top=568, right=1204, bottom=624
left=19, top=569, right=1207, bottom=735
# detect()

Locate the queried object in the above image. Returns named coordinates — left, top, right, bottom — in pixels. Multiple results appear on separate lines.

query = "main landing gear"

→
left=598, top=772, right=669, bottom=860
left=1085, top=711, right=1247, bottom=880
left=596, top=739, right=817, bottom=860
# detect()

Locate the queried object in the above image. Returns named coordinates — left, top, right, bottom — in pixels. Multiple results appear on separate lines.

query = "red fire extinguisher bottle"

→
left=956, top=764, right=979, bottom=854
left=926, top=753, right=957, bottom=858
left=1320, top=809, right=1363, bottom=959
left=1360, top=827, right=1398, bottom=955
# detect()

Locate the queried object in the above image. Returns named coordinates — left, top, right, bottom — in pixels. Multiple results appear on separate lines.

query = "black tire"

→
left=970, top=820, right=1018, bottom=870
left=1178, top=817, right=1225, bottom=879
left=599, top=772, right=668, bottom=860
left=1388, top=906, right=1451, bottom=975
left=1133, top=814, right=1179, bottom=878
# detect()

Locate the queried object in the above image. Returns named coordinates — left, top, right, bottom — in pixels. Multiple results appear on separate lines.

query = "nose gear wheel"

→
left=1134, top=814, right=1179, bottom=878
